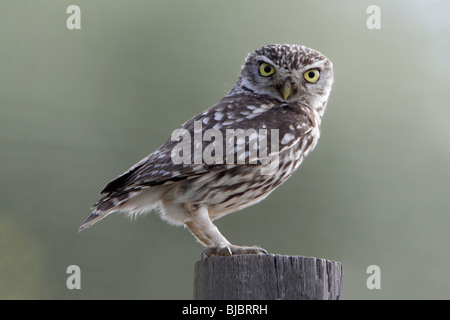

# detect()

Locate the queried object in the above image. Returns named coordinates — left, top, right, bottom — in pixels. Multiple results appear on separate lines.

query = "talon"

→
left=258, top=247, right=269, bottom=254
left=201, top=250, right=207, bottom=261
left=201, top=245, right=268, bottom=258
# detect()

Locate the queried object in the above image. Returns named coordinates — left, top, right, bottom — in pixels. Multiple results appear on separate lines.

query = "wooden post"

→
left=194, top=254, right=342, bottom=300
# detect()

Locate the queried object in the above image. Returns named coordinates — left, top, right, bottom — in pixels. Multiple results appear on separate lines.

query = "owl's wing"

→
left=100, top=95, right=316, bottom=194
left=100, top=145, right=209, bottom=194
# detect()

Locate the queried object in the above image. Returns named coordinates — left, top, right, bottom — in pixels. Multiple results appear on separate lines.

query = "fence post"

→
left=194, top=254, right=343, bottom=300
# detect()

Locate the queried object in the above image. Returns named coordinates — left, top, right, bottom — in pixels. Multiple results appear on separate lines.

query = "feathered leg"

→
left=184, top=203, right=268, bottom=257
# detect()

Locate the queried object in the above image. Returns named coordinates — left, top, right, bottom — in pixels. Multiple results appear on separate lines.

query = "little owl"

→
left=79, top=44, right=334, bottom=257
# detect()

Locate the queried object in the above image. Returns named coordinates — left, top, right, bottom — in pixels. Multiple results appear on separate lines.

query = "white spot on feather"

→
left=281, top=133, right=295, bottom=145
left=214, top=112, right=224, bottom=121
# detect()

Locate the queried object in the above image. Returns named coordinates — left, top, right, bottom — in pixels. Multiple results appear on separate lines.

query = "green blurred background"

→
left=1, top=0, right=449, bottom=299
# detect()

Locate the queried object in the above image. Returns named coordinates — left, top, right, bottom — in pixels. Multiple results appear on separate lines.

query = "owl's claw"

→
left=201, top=245, right=268, bottom=260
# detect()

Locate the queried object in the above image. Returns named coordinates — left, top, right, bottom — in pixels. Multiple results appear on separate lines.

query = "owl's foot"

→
left=201, top=244, right=268, bottom=259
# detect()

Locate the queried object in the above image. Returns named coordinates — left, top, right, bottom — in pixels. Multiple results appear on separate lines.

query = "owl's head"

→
left=234, top=44, right=333, bottom=111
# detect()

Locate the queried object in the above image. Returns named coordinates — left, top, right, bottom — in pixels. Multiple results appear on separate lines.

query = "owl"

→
left=79, top=44, right=334, bottom=257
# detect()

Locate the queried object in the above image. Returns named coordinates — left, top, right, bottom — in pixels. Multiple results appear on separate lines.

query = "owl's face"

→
left=237, top=44, right=333, bottom=111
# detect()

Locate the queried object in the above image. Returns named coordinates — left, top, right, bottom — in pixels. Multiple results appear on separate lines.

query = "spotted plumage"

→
left=79, top=44, right=334, bottom=257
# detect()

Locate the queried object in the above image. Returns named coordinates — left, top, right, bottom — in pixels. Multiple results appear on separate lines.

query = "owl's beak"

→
left=279, top=79, right=293, bottom=100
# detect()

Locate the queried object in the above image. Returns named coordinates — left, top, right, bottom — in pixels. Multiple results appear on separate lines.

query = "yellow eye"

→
left=259, top=63, right=275, bottom=77
left=303, top=69, right=320, bottom=83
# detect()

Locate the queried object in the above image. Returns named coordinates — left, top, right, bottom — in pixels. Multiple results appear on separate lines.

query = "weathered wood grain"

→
left=194, top=254, right=343, bottom=300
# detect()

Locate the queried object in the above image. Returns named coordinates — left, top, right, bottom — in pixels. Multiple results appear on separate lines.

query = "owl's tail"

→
left=78, top=192, right=131, bottom=232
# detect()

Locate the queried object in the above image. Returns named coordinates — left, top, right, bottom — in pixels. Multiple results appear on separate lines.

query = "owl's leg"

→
left=184, top=203, right=268, bottom=258
left=184, top=203, right=230, bottom=248
left=184, top=221, right=214, bottom=247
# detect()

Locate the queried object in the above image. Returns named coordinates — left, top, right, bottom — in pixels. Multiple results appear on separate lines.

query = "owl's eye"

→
left=303, top=69, right=320, bottom=83
left=259, top=63, right=275, bottom=77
